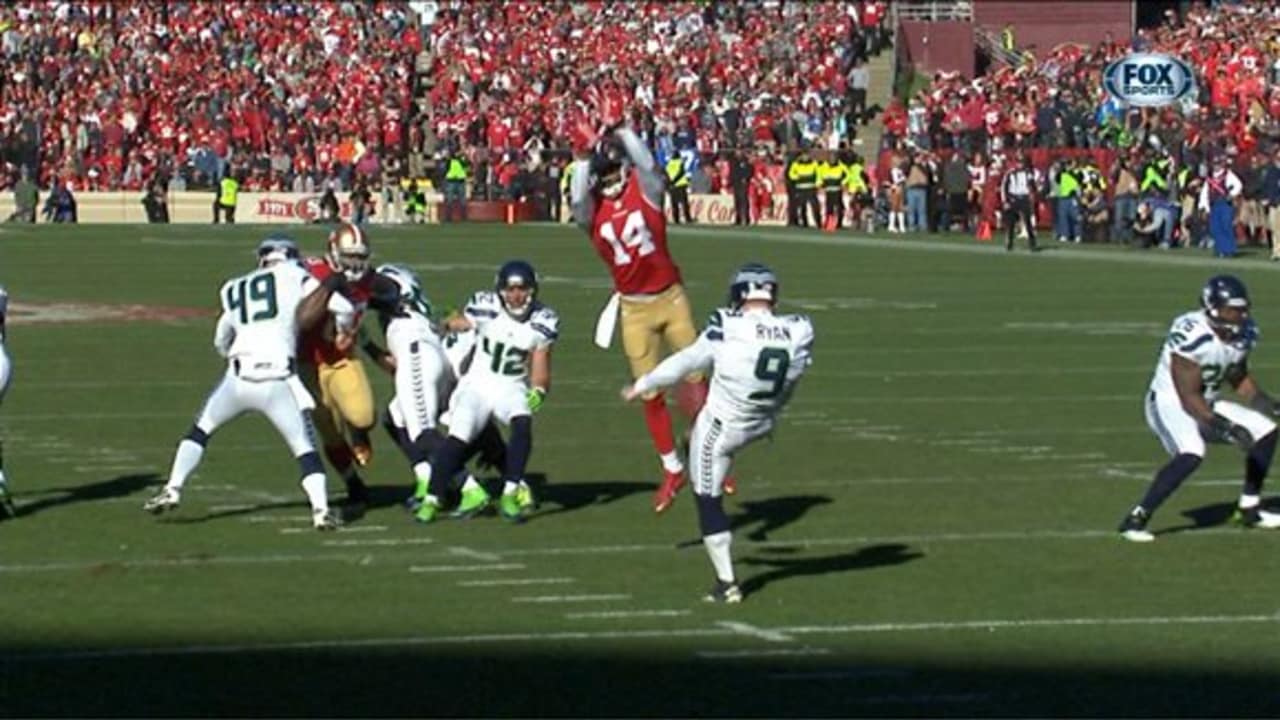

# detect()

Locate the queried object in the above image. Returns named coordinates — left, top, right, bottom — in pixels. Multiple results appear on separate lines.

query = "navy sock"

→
left=476, top=421, right=508, bottom=470
left=695, top=493, right=730, bottom=536
left=1138, top=453, right=1202, bottom=514
left=428, top=437, right=468, bottom=498
left=1245, top=431, right=1277, bottom=497
left=503, top=416, right=532, bottom=485
left=184, top=425, right=210, bottom=447
left=408, top=428, right=446, bottom=467
left=297, top=451, right=324, bottom=478
left=381, top=409, right=411, bottom=457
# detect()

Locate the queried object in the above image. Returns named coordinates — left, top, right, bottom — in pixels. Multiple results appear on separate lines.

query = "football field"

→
left=3, top=222, right=1280, bottom=717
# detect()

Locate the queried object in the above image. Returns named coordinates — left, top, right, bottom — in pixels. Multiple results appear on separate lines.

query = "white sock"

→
left=660, top=451, right=683, bottom=474
left=461, top=475, right=482, bottom=493
left=1239, top=494, right=1261, bottom=509
left=413, top=462, right=432, bottom=483
left=300, top=473, right=329, bottom=513
left=0, top=468, right=7, bottom=487
left=502, top=480, right=519, bottom=495
left=167, top=439, right=204, bottom=491
left=703, top=530, right=735, bottom=584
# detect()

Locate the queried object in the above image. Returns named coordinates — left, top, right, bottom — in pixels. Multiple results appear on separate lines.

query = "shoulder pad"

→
left=465, top=291, right=501, bottom=318
left=530, top=303, right=560, bottom=341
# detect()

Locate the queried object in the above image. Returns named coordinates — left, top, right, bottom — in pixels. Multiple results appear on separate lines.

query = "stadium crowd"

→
left=879, top=0, right=1280, bottom=252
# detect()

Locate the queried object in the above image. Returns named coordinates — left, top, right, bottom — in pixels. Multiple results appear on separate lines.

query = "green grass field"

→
left=2, top=223, right=1280, bottom=717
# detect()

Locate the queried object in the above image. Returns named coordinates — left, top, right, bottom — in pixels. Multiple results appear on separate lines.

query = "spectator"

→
left=8, top=167, right=36, bottom=223
left=942, top=153, right=969, bottom=232
left=730, top=150, right=753, bottom=226
left=142, top=179, right=169, bottom=224
left=1134, top=198, right=1175, bottom=249
left=1112, top=157, right=1140, bottom=244
left=42, top=179, right=75, bottom=223
left=213, top=171, right=239, bottom=225
left=442, top=150, right=467, bottom=223
left=350, top=181, right=372, bottom=226
left=666, top=153, right=692, bottom=224
left=1264, top=149, right=1280, bottom=258
left=318, top=182, right=340, bottom=224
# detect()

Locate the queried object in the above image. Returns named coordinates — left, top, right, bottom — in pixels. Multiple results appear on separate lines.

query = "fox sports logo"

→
left=1103, top=53, right=1196, bottom=107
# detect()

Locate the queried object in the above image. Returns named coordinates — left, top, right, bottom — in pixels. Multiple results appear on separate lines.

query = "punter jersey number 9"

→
left=226, top=274, right=278, bottom=324
left=749, top=347, right=791, bottom=400
left=599, top=210, right=656, bottom=266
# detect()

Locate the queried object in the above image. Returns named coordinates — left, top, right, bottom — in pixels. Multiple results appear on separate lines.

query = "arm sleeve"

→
left=616, top=127, right=665, bottom=206
left=569, top=159, right=596, bottom=229
left=632, top=336, right=715, bottom=396
left=213, top=311, right=235, bottom=357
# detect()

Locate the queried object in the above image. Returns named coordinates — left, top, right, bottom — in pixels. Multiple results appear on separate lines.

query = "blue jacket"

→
left=1261, top=164, right=1280, bottom=205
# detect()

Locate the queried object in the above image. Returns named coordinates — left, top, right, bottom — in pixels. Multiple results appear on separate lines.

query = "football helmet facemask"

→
left=495, top=260, right=538, bottom=321
left=1201, top=274, right=1251, bottom=339
left=591, top=138, right=629, bottom=198
left=729, top=262, right=779, bottom=309
left=327, top=223, right=372, bottom=282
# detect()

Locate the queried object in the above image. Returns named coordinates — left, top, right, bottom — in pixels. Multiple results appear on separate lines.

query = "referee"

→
left=1002, top=157, right=1038, bottom=252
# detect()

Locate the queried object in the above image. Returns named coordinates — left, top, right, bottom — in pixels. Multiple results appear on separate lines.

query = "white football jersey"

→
left=384, top=306, right=443, bottom=354
left=215, top=262, right=319, bottom=379
left=441, top=328, right=477, bottom=381
left=0, top=283, right=7, bottom=343
left=636, top=307, right=814, bottom=426
left=1148, top=310, right=1254, bottom=402
left=460, top=291, right=558, bottom=390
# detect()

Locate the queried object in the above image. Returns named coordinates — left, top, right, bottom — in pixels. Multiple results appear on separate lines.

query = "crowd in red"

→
left=0, top=1, right=422, bottom=192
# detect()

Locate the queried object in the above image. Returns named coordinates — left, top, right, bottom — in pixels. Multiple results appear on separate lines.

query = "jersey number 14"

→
left=599, top=210, right=656, bottom=266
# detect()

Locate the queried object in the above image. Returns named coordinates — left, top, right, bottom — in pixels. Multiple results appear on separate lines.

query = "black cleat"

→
left=1119, top=507, right=1154, bottom=542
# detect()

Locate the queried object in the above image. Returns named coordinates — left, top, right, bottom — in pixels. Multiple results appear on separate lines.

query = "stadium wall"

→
left=973, top=0, right=1132, bottom=52
left=897, top=21, right=976, bottom=79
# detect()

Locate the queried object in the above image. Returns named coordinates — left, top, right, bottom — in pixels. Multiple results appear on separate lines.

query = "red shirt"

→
left=299, top=258, right=376, bottom=365
left=589, top=169, right=682, bottom=295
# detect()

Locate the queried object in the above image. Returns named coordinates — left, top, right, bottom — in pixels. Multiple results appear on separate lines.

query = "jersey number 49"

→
left=226, top=274, right=279, bottom=324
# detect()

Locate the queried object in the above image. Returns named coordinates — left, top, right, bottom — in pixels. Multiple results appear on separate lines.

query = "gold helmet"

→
left=326, top=222, right=371, bottom=282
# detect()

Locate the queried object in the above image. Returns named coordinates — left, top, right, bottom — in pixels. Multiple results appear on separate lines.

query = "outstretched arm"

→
left=615, top=127, right=665, bottom=207
left=622, top=337, right=714, bottom=401
left=569, top=158, right=596, bottom=230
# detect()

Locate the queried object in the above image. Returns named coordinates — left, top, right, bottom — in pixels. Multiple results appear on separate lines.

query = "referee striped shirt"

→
left=1002, top=167, right=1035, bottom=204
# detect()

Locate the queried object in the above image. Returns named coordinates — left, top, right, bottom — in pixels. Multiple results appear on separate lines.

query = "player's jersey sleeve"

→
left=633, top=332, right=715, bottom=396
left=570, top=158, right=596, bottom=229
left=787, top=314, right=815, bottom=380
left=616, top=127, right=664, bottom=207
left=1167, top=313, right=1216, bottom=363
left=702, top=309, right=727, bottom=342
left=0, top=285, right=8, bottom=318
left=529, top=304, right=560, bottom=350
left=464, top=291, right=502, bottom=329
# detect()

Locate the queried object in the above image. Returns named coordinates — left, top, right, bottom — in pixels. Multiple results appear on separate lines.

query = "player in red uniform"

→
left=298, top=223, right=391, bottom=512
left=570, top=126, right=733, bottom=513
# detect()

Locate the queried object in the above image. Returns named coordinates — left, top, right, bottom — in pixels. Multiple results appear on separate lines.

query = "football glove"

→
left=1209, top=414, right=1255, bottom=449
left=527, top=387, right=547, bottom=414
left=322, top=272, right=349, bottom=293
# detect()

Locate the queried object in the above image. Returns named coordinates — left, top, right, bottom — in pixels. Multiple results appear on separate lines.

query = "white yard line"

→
left=10, top=612, right=1277, bottom=663
left=280, top=526, right=386, bottom=535
left=322, top=537, right=435, bottom=547
left=697, top=646, right=830, bottom=659
left=458, top=577, right=576, bottom=588
left=715, top=621, right=795, bottom=643
left=448, top=546, right=504, bottom=562
left=408, top=563, right=526, bottom=573
left=566, top=609, right=692, bottom=620
left=511, top=594, right=631, bottom=604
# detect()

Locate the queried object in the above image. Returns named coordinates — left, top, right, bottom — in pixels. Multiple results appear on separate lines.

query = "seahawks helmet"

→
left=1200, top=274, right=1251, bottom=339
left=257, top=234, right=300, bottom=268
left=495, top=260, right=538, bottom=320
left=729, top=262, right=779, bottom=309
left=376, top=263, right=431, bottom=317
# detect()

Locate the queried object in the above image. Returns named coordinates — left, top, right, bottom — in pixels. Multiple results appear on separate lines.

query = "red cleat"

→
left=723, top=475, right=738, bottom=496
left=653, top=470, right=687, bottom=513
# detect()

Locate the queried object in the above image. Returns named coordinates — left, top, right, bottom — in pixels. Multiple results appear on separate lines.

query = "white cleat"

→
left=1120, top=529, right=1155, bottom=543
left=143, top=487, right=181, bottom=514
left=312, top=508, right=343, bottom=531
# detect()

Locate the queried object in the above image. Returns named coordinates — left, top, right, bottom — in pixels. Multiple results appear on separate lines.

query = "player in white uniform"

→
left=144, top=237, right=353, bottom=530
left=414, top=260, right=558, bottom=524
left=0, top=284, right=14, bottom=519
left=1120, top=275, right=1280, bottom=542
left=623, top=263, right=814, bottom=602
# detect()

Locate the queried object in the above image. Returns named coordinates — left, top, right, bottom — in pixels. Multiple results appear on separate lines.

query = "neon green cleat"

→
left=452, top=485, right=490, bottom=519
left=414, top=499, right=440, bottom=524
left=498, top=492, right=523, bottom=522
left=515, top=481, right=536, bottom=511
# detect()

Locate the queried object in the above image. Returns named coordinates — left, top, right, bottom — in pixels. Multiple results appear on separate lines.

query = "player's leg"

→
left=1212, top=401, right=1280, bottom=528
left=689, top=412, right=745, bottom=603
left=1119, top=392, right=1207, bottom=541
left=314, top=360, right=369, bottom=507
left=661, top=286, right=738, bottom=495
left=621, top=297, right=686, bottom=511
left=326, top=357, right=377, bottom=465
left=492, top=388, right=536, bottom=521
left=0, top=345, right=13, bottom=518
left=416, top=383, right=487, bottom=523
left=147, top=373, right=244, bottom=513
left=257, top=378, right=338, bottom=530
left=383, top=400, right=412, bottom=458
left=393, top=340, right=448, bottom=503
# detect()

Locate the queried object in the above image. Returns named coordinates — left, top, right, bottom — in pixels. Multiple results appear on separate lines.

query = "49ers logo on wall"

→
left=254, top=195, right=378, bottom=223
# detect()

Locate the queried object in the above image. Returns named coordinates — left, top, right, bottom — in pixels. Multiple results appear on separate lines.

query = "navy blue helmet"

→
left=257, top=234, right=300, bottom=267
left=496, top=260, right=538, bottom=319
left=1200, top=274, right=1251, bottom=338
left=729, top=262, right=779, bottom=309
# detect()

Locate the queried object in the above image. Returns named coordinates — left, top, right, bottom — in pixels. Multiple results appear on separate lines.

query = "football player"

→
left=1120, top=275, right=1280, bottom=542
left=144, top=236, right=350, bottom=530
left=623, top=263, right=814, bottom=603
left=414, top=260, right=558, bottom=524
left=0, top=283, right=13, bottom=519
left=570, top=124, right=726, bottom=514
left=299, top=222, right=397, bottom=513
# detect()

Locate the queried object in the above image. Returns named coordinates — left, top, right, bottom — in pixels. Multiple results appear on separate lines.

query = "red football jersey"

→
left=300, top=257, right=375, bottom=365
left=589, top=169, right=682, bottom=295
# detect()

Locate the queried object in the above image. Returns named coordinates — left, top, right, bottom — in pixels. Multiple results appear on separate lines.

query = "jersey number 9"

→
left=749, top=347, right=790, bottom=400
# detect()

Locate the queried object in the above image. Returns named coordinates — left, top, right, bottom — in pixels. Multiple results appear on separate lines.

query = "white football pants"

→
left=1146, top=391, right=1277, bottom=458
left=690, top=411, right=771, bottom=497
left=385, top=333, right=448, bottom=442
left=446, top=380, right=529, bottom=444
left=193, top=369, right=318, bottom=456
left=0, top=343, right=9, bottom=405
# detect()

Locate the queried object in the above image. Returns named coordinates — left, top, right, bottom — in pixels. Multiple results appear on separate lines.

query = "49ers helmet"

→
left=327, top=223, right=372, bottom=282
